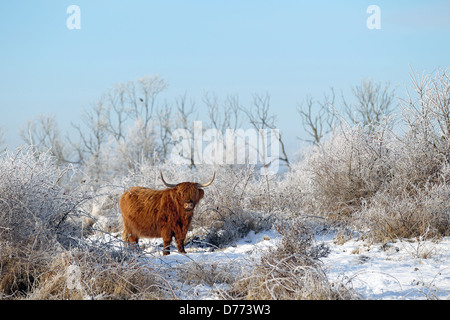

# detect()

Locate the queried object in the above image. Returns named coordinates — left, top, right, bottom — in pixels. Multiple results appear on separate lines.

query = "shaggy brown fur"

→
left=120, top=182, right=205, bottom=255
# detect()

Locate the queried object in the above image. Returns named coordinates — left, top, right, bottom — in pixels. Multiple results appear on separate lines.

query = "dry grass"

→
left=357, top=183, right=450, bottom=242
left=29, top=247, right=171, bottom=300
left=0, top=236, right=175, bottom=300
left=0, top=242, right=49, bottom=298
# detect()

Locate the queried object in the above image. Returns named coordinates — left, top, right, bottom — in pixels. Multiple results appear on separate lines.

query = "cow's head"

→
left=160, top=171, right=215, bottom=212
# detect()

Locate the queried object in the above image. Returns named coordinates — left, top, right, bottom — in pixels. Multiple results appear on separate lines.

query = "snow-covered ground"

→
left=92, top=229, right=450, bottom=300
left=141, top=230, right=281, bottom=299
left=317, top=233, right=450, bottom=300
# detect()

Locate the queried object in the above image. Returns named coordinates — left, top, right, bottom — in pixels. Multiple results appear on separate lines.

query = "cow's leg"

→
left=122, top=230, right=139, bottom=249
left=174, top=229, right=187, bottom=254
left=175, top=238, right=186, bottom=254
left=161, top=229, right=173, bottom=256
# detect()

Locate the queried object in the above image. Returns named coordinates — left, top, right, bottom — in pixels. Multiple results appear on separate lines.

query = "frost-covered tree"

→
left=20, top=114, right=69, bottom=166
left=68, top=75, right=168, bottom=180
left=298, top=79, right=396, bottom=145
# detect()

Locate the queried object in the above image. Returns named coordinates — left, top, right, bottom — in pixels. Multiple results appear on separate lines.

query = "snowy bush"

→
left=293, top=69, right=450, bottom=241
left=194, top=165, right=275, bottom=247
left=358, top=69, right=450, bottom=241
left=293, top=121, right=393, bottom=219
left=228, top=218, right=355, bottom=300
left=357, top=182, right=450, bottom=242
left=0, top=147, right=87, bottom=249
left=0, top=147, right=92, bottom=297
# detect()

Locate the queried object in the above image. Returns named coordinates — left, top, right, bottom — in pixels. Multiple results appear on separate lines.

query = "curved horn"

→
left=197, top=171, right=215, bottom=188
left=160, top=171, right=177, bottom=188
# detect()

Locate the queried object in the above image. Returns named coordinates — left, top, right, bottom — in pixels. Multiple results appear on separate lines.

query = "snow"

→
left=153, top=230, right=279, bottom=263
left=318, top=234, right=450, bottom=300
left=90, top=230, right=450, bottom=300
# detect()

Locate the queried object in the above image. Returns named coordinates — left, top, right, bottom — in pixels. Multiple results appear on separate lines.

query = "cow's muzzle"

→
left=184, top=201, right=195, bottom=211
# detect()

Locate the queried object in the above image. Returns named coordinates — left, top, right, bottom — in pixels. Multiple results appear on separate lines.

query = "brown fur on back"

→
left=120, top=182, right=204, bottom=255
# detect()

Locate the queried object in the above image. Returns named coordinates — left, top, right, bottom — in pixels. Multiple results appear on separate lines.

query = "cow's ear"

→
left=198, top=189, right=204, bottom=200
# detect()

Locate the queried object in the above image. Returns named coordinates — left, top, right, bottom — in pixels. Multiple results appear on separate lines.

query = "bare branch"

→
left=297, top=88, right=336, bottom=145
left=343, top=79, right=396, bottom=131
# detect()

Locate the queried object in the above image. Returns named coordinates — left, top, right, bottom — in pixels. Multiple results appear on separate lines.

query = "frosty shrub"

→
left=0, top=147, right=173, bottom=299
left=293, top=68, right=450, bottom=241
left=357, top=69, right=450, bottom=241
left=294, top=120, right=393, bottom=220
left=229, top=218, right=355, bottom=300
left=0, top=147, right=87, bottom=250
left=393, top=68, right=450, bottom=191
left=0, top=147, right=92, bottom=297
left=190, top=165, right=275, bottom=247
left=357, top=181, right=450, bottom=242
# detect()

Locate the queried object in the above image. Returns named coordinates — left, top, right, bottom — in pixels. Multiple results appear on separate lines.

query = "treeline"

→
left=16, top=73, right=400, bottom=181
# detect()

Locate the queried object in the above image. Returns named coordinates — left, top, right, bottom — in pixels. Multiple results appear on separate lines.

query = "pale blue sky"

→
left=1, top=1, right=449, bottom=158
